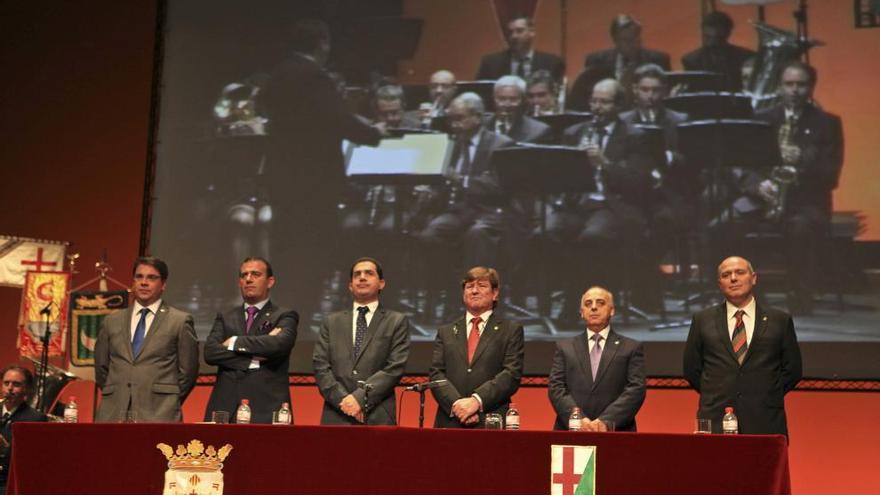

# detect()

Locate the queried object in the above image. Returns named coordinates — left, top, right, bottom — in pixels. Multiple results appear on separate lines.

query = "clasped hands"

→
left=339, top=394, right=365, bottom=423
left=579, top=417, right=610, bottom=432
left=451, top=397, right=481, bottom=425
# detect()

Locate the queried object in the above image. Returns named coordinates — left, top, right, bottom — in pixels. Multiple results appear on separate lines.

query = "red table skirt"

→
left=8, top=423, right=790, bottom=495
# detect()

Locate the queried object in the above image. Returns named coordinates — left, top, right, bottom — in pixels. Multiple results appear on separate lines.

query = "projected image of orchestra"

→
left=148, top=0, right=877, bottom=345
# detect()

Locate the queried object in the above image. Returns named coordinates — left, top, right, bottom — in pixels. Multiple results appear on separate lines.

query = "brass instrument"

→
left=765, top=116, right=799, bottom=221
left=573, top=116, right=606, bottom=203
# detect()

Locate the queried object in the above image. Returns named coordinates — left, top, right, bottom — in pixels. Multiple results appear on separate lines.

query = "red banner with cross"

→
left=0, top=235, right=67, bottom=287
left=18, top=271, right=72, bottom=358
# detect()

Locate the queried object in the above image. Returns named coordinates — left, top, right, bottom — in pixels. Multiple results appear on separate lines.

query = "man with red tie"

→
left=429, top=267, right=524, bottom=428
left=203, top=257, right=298, bottom=423
left=683, top=256, right=803, bottom=435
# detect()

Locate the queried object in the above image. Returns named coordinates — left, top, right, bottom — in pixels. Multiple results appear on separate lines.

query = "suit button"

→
left=353, top=370, right=359, bottom=375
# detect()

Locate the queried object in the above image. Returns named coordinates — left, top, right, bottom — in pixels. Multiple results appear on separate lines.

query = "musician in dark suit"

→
left=526, top=70, right=561, bottom=116
left=753, top=62, right=843, bottom=314
left=203, top=257, right=298, bottom=424
left=261, top=19, right=385, bottom=320
left=487, top=75, right=553, bottom=143
left=476, top=15, right=564, bottom=82
left=549, top=287, right=646, bottom=431
left=683, top=256, right=802, bottom=435
left=313, top=257, right=411, bottom=425
left=546, top=79, right=654, bottom=321
left=429, top=267, right=524, bottom=428
left=569, top=14, right=670, bottom=111
left=682, top=11, right=756, bottom=92
left=0, top=366, right=47, bottom=494
left=94, top=257, right=199, bottom=423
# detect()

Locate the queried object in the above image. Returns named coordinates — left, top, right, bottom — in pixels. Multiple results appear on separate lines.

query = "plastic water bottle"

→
left=722, top=407, right=738, bottom=434
left=236, top=399, right=252, bottom=424
left=568, top=407, right=584, bottom=431
left=63, top=396, right=78, bottom=423
left=505, top=403, right=520, bottom=430
left=276, top=402, right=291, bottom=425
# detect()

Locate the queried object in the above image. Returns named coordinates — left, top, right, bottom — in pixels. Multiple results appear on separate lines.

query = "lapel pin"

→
left=762, top=316, right=768, bottom=321
left=453, top=325, right=459, bottom=336
left=493, top=324, right=499, bottom=331
left=614, top=340, right=620, bottom=345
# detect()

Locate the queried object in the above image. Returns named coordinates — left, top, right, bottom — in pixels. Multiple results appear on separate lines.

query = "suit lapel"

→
left=451, top=317, right=468, bottom=364
left=714, top=303, right=739, bottom=364
left=249, top=301, right=275, bottom=336
left=744, top=303, right=769, bottom=366
left=573, top=333, right=594, bottom=390
left=354, top=306, right=386, bottom=364
left=121, top=307, right=135, bottom=362
left=136, top=302, right=168, bottom=360
left=471, top=129, right=493, bottom=176
left=338, top=310, right=354, bottom=359
left=592, top=331, right=622, bottom=389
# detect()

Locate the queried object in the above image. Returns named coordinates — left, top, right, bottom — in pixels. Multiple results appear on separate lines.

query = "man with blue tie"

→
left=549, top=286, right=646, bottom=431
left=203, top=257, right=298, bottom=423
left=94, top=257, right=199, bottom=422
left=313, top=257, right=410, bottom=425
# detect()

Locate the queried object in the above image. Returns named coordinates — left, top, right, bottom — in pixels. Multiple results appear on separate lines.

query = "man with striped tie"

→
left=683, top=256, right=803, bottom=435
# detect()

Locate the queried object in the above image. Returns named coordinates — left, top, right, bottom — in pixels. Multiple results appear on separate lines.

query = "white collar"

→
left=587, top=325, right=611, bottom=341
left=726, top=297, right=757, bottom=320
left=133, top=299, right=162, bottom=315
left=353, top=300, right=380, bottom=314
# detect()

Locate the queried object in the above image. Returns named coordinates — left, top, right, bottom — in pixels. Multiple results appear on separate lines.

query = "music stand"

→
left=493, top=145, right=597, bottom=334
left=664, top=92, right=754, bottom=120
left=534, top=112, right=592, bottom=143
left=665, top=71, right=724, bottom=92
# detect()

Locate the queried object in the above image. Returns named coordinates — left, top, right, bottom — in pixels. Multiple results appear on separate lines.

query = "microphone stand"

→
left=36, top=304, right=53, bottom=412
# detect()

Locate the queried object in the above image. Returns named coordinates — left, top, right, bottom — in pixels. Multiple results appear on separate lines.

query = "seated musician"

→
left=525, top=70, right=561, bottom=116
left=488, top=75, right=553, bottom=143
left=681, top=11, right=756, bottom=92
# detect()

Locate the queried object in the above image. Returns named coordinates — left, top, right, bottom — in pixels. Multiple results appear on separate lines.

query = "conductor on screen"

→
left=683, top=256, right=803, bottom=435
left=429, top=267, right=524, bottom=428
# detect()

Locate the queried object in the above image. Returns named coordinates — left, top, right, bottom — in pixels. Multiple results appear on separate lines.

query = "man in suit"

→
left=476, top=15, right=565, bottom=82
left=429, top=267, right=524, bottom=428
left=546, top=78, right=654, bottom=322
left=683, top=256, right=803, bottom=435
left=682, top=11, right=756, bottom=92
left=94, top=256, right=199, bottom=422
left=526, top=70, right=560, bottom=116
left=203, top=257, right=298, bottom=424
left=569, top=14, right=671, bottom=111
left=261, top=19, right=386, bottom=322
left=313, top=257, right=410, bottom=425
left=488, top=75, right=553, bottom=143
left=0, top=366, right=46, bottom=494
left=753, top=61, right=843, bottom=314
left=549, top=287, right=646, bottom=431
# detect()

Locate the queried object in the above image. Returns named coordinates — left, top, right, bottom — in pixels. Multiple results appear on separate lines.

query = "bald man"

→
left=548, top=286, right=646, bottom=431
left=683, top=256, right=802, bottom=435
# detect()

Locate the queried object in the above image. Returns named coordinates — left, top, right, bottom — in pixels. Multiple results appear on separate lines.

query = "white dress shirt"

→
left=587, top=325, right=611, bottom=353
left=351, top=300, right=380, bottom=344
left=130, top=299, right=162, bottom=342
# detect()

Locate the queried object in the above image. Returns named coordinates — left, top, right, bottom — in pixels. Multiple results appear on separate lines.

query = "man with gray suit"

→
left=313, top=257, right=410, bottom=425
left=429, top=267, right=524, bottom=428
left=203, top=257, right=298, bottom=423
left=549, top=286, right=646, bottom=431
left=94, top=257, right=199, bottom=422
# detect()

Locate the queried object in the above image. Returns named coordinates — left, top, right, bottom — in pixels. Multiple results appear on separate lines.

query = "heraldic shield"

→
left=156, top=439, right=233, bottom=495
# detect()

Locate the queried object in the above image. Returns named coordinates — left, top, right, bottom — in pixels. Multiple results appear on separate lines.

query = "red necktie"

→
left=467, top=316, right=482, bottom=364
left=732, top=310, right=747, bottom=365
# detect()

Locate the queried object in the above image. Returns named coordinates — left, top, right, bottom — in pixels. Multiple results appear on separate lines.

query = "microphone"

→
left=39, top=301, right=53, bottom=316
left=356, top=380, right=374, bottom=392
left=404, top=379, right=448, bottom=392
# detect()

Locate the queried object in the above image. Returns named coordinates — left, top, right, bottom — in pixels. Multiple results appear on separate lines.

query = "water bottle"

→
left=568, top=407, right=584, bottom=431
left=722, top=407, right=738, bottom=434
left=275, top=402, right=291, bottom=425
left=63, top=396, right=78, bottom=423
left=236, top=399, right=252, bottom=424
left=504, top=403, right=520, bottom=430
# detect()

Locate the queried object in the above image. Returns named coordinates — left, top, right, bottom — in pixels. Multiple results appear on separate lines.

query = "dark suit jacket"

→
left=313, top=305, right=411, bottom=425
left=619, top=107, right=696, bottom=198
left=203, top=301, right=298, bottom=423
left=754, top=103, right=844, bottom=215
left=683, top=302, right=803, bottom=435
left=562, top=117, right=655, bottom=206
left=429, top=312, right=524, bottom=428
left=476, top=50, right=565, bottom=82
left=94, top=302, right=199, bottom=422
left=0, top=403, right=46, bottom=485
left=548, top=330, right=646, bottom=431
left=487, top=113, right=553, bottom=144
left=568, top=48, right=671, bottom=111
left=682, top=43, right=756, bottom=92
left=452, top=128, right=516, bottom=210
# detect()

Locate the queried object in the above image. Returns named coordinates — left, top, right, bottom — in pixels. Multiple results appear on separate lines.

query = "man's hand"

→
left=780, top=144, right=801, bottom=165
left=222, top=337, right=234, bottom=348
left=269, top=327, right=283, bottom=336
left=585, top=144, right=608, bottom=167
left=580, top=417, right=598, bottom=432
left=451, top=397, right=480, bottom=423
left=462, top=414, right=480, bottom=425
left=757, top=179, right=779, bottom=203
left=374, top=121, right=389, bottom=137
left=339, top=394, right=363, bottom=421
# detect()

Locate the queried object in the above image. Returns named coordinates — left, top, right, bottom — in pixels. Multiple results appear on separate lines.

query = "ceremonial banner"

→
left=69, top=290, right=128, bottom=365
left=551, top=444, right=596, bottom=495
left=17, top=271, right=71, bottom=357
left=157, top=439, right=233, bottom=495
left=0, top=235, right=67, bottom=287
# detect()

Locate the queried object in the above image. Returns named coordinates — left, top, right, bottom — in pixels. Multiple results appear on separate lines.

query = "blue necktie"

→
left=353, top=306, right=369, bottom=358
left=132, top=308, right=149, bottom=356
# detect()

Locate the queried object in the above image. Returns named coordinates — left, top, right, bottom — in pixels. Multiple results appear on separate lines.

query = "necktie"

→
left=353, top=306, right=369, bottom=358
left=1, top=412, right=10, bottom=425
left=245, top=305, right=259, bottom=334
left=467, top=316, right=482, bottom=364
left=516, top=58, right=528, bottom=78
left=455, top=139, right=472, bottom=177
left=590, top=333, right=603, bottom=380
left=132, top=308, right=149, bottom=356
left=732, top=310, right=748, bottom=365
